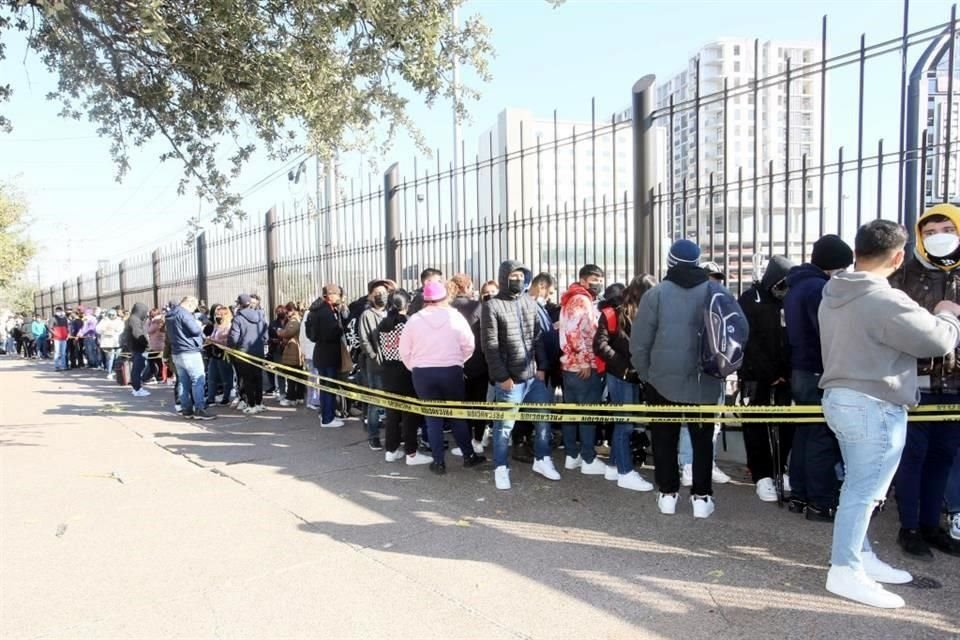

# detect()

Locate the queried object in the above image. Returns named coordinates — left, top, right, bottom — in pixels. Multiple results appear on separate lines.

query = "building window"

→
left=734, top=45, right=741, bottom=56
left=734, top=61, right=741, bottom=72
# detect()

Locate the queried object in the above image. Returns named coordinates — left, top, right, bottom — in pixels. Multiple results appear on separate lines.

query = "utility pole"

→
left=451, top=5, right=463, bottom=268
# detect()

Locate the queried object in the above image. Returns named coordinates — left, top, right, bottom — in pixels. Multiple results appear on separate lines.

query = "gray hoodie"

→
left=819, top=270, right=960, bottom=407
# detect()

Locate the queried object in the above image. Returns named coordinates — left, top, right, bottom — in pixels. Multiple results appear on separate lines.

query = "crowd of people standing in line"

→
left=5, top=205, right=960, bottom=610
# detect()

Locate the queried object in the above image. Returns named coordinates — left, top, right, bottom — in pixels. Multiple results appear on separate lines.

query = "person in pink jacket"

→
left=399, top=280, right=486, bottom=474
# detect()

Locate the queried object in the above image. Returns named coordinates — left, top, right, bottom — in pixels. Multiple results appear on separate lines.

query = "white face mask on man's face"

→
left=924, top=232, right=960, bottom=258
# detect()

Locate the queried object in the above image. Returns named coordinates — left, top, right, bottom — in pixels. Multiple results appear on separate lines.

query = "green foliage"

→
left=0, top=0, right=493, bottom=223
left=0, top=183, right=34, bottom=290
left=0, top=278, right=36, bottom=313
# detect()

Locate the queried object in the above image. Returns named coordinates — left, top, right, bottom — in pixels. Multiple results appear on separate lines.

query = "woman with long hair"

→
left=204, top=304, right=235, bottom=406
left=594, top=274, right=657, bottom=492
left=279, top=302, right=306, bottom=407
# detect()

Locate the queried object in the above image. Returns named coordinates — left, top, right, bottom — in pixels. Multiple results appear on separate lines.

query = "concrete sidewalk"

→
left=1, top=358, right=958, bottom=639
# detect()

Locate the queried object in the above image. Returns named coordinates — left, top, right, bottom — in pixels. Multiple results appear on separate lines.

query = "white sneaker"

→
left=134, top=388, right=151, bottom=397
left=950, top=512, right=960, bottom=541
left=658, top=492, right=678, bottom=515
left=604, top=465, right=619, bottom=481
left=756, top=477, right=778, bottom=502
left=405, top=451, right=433, bottom=466
left=279, top=399, right=294, bottom=407
left=321, top=418, right=345, bottom=428
left=861, top=552, right=913, bottom=585
left=580, top=458, right=607, bottom=476
left=618, top=471, right=654, bottom=492
left=471, top=439, right=484, bottom=455
left=680, top=463, right=693, bottom=487
left=495, top=465, right=511, bottom=490
left=254, top=404, right=266, bottom=413
left=692, top=495, right=715, bottom=519
left=532, top=457, right=561, bottom=481
left=107, top=372, right=115, bottom=380
left=481, top=427, right=492, bottom=448
left=385, top=449, right=405, bottom=462
left=306, top=404, right=320, bottom=411
left=174, top=404, right=182, bottom=413
left=564, top=454, right=582, bottom=470
left=712, top=465, right=731, bottom=484
left=243, top=406, right=257, bottom=415
left=235, top=400, right=248, bottom=411
left=825, top=566, right=905, bottom=609
left=214, top=394, right=224, bottom=404
left=450, top=447, right=463, bottom=457
left=783, top=473, right=792, bottom=493
left=230, top=398, right=240, bottom=409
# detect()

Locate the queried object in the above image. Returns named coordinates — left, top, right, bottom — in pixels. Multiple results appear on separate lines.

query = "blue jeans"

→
left=53, top=339, right=67, bottom=370
left=206, top=358, right=234, bottom=405
left=678, top=424, right=720, bottom=466
left=83, top=337, right=100, bottom=368
left=562, top=370, right=603, bottom=463
left=317, top=366, right=338, bottom=424
left=131, top=352, right=147, bottom=391
left=492, top=377, right=553, bottom=468
left=103, top=348, right=118, bottom=376
left=822, top=388, right=907, bottom=572
left=173, top=351, right=207, bottom=413
left=365, top=368, right=385, bottom=439
left=305, top=359, right=320, bottom=407
left=606, top=374, right=640, bottom=474
left=946, top=452, right=960, bottom=514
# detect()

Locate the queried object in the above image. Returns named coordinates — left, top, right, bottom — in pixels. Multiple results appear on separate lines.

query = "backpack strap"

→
left=601, top=306, right=618, bottom=335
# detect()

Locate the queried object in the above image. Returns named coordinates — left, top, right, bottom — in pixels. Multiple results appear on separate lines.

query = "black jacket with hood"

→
left=480, top=260, right=547, bottom=384
left=121, top=303, right=149, bottom=354
left=228, top=306, right=268, bottom=355
left=593, top=298, right=637, bottom=382
left=305, top=297, right=350, bottom=370
left=738, top=256, right=793, bottom=385
left=451, top=294, right=488, bottom=380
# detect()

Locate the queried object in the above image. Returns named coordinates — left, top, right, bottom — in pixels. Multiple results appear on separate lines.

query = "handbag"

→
left=339, top=337, right=353, bottom=373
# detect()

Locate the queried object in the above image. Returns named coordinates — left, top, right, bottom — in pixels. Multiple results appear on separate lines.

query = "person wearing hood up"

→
left=228, top=293, right=269, bottom=415
left=122, top=303, right=150, bottom=396
left=559, top=264, right=608, bottom=476
left=96, top=308, right=125, bottom=379
left=166, top=296, right=214, bottom=420
left=481, top=260, right=556, bottom=490
left=50, top=306, right=69, bottom=370
left=358, top=279, right=395, bottom=450
left=630, top=239, right=725, bottom=519
left=400, top=279, right=485, bottom=474
left=818, top=219, right=960, bottom=608
left=889, top=203, right=960, bottom=559
left=783, top=234, right=854, bottom=522
left=738, top=255, right=795, bottom=503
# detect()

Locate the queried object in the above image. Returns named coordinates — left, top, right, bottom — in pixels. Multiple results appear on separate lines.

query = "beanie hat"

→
left=422, top=281, right=447, bottom=303
left=811, top=235, right=853, bottom=271
left=667, top=239, right=701, bottom=268
left=236, top=293, right=252, bottom=307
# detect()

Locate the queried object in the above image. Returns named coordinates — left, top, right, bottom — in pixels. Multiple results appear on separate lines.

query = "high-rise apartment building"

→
left=924, top=36, right=960, bottom=207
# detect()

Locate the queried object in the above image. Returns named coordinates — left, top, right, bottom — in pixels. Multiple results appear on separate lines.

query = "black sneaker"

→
left=920, top=526, right=960, bottom=557
left=804, top=505, right=835, bottom=523
left=368, top=437, right=383, bottom=451
left=181, top=411, right=195, bottom=420
left=898, top=528, right=934, bottom=560
left=787, top=498, right=807, bottom=514
left=429, top=461, right=446, bottom=475
left=193, top=409, right=216, bottom=421
left=463, top=453, right=487, bottom=468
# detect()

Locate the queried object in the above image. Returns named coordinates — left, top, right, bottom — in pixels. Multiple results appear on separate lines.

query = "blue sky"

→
left=0, top=0, right=954, bottom=286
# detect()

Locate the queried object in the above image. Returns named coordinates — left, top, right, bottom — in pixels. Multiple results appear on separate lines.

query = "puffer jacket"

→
left=890, top=255, right=960, bottom=392
left=279, top=314, right=304, bottom=367
left=228, top=307, right=268, bottom=355
left=629, top=266, right=725, bottom=404
left=147, top=316, right=166, bottom=352
left=738, top=256, right=793, bottom=385
left=480, top=260, right=547, bottom=384
left=784, top=264, right=829, bottom=374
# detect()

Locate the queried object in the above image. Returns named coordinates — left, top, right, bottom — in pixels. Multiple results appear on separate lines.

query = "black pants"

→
left=286, top=376, right=305, bottom=402
left=68, top=339, right=83, bottom=368
left=464, top=374, right=490, bottom=441
left=236, top=360, right=263, bottom=407
left=382, top=363, right=420, bottom=455
left=789, top=369, right=841, bottom=509
left=646, top=384, right=715, bottom=496
left=741, top=381, right=795, bottom=483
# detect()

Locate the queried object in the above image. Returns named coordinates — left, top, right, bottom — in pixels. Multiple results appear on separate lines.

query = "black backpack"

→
left=699, top=280, right=749, bottom=379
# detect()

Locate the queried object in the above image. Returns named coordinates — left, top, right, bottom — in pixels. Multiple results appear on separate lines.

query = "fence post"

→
left=195, top=232, right=209, bottom=308
left=151, top=250, right=161, bottom=310
left=384, top=163, right=400, bottom=283
left=266, top=208, right=278, bottom=313
left=76, top=276, right=82, bottom=308
left=119, top=261, right=127, bottom=310
left=632, top=75, right=657, bottom=277
left=62, top=281, right=68, bottom=310
left=95, top=269, right=102, bottom=307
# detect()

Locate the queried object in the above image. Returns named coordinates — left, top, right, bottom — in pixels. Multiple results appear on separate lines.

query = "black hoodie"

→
left=480, top=260, right=547, bottom=384
left=121, top=303, right=149, bottom=353
left=737, top=256, right=793, bottom=384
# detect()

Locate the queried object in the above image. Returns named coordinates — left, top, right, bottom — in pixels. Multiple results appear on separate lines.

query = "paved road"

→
left=1, top=358, right=958, bottom=639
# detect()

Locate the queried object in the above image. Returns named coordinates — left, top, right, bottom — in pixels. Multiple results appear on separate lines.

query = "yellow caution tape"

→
left=213, top=345, right=960, bottom=425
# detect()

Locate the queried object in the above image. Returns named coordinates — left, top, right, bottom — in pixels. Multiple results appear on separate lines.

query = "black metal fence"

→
left=34, top=2, right=960, bottom=316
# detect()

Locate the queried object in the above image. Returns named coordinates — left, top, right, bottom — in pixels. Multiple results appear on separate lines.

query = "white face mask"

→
left=924, top=232, right=960, bottom=258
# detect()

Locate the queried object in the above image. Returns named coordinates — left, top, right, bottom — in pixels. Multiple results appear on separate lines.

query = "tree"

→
left=0, top=1, right=493, bottom=223
left=0, top=183, right=34, bottom=292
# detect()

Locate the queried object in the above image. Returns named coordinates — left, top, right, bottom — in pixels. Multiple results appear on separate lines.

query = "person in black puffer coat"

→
left=738, top=255, right=794, bottom=503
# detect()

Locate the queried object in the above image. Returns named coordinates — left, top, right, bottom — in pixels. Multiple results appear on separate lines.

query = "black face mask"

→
left=373, top=293, right=389, bottom=307
left=215, top=317, right=224, bottom=325
left=507, top=280, right=524, bottom=295
left=587, top=282, right=603, bottom=297
left=481, top=293, right=495, bottom=302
